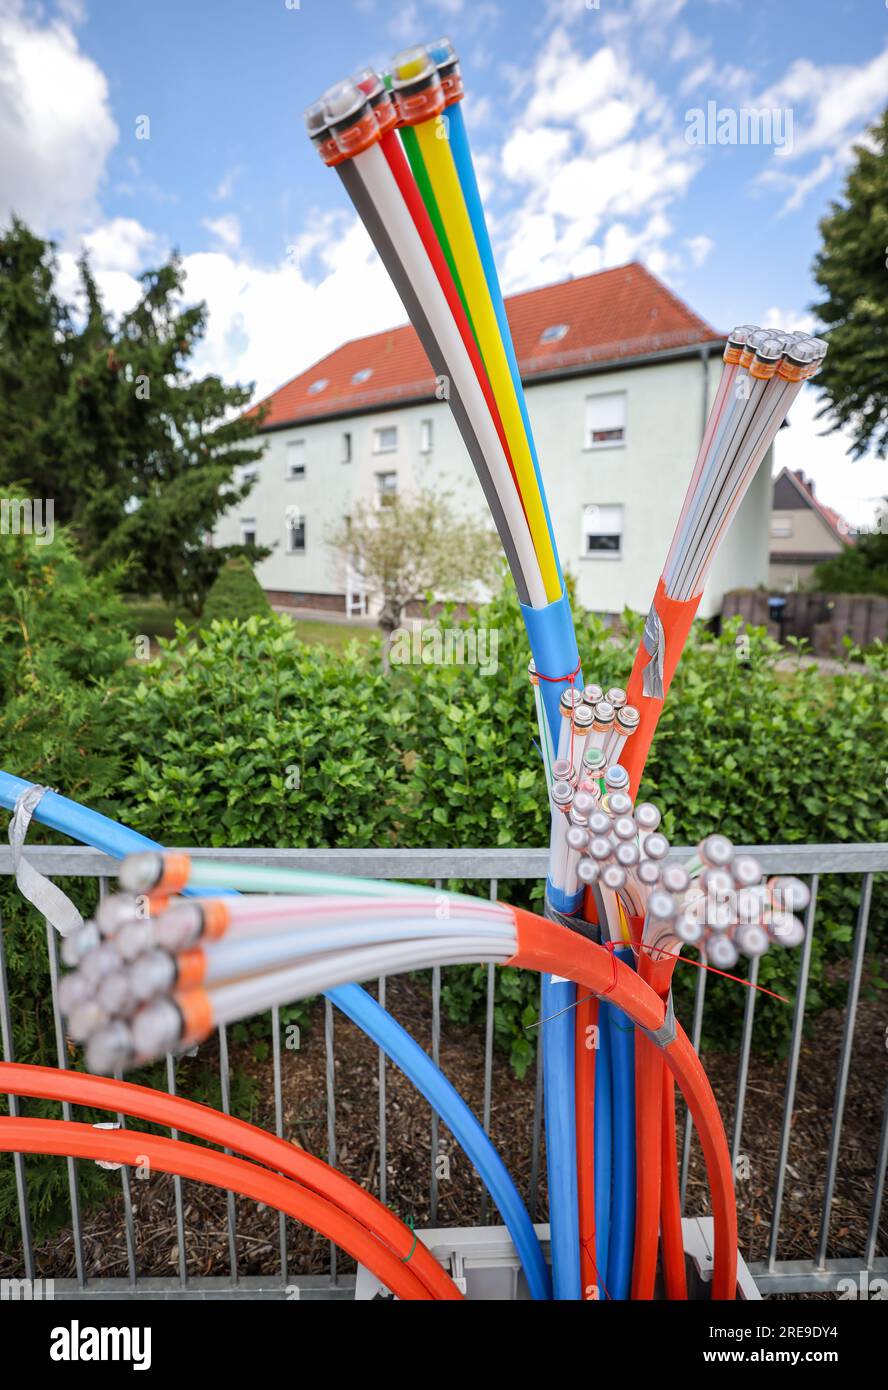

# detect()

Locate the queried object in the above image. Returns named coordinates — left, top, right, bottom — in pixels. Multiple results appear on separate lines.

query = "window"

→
left=287, top=440, right=306, bottom=478
left=420, top=418, right=433, bottom=454
left=351, top=367, right=373, bottom=384
left=771, top=514, right=794, bottom=539
left=241, top=466, right=259, bottom=485
left=585, top=392, right=626, bottom=447
left=342, top=431, right=352, bottom=463
left=373, top=425, right=398, bottom=453
left=541, top=323, right=569, bottom=343
left=583, top=504, right=623, bottom=556
left=376, top=471, right=397, bottom=506
left=307, top=378, right=328, bottom=395
left=287, top=515, right=306, bottom=553
left=241, top=518, right=257, bottom=547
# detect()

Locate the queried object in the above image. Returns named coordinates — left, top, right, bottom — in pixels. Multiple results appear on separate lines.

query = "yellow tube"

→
left=415, top=116, right=561, bottom=601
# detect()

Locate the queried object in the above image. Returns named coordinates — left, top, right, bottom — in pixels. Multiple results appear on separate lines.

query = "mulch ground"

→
left=3, top=958, right=885, bottom=1298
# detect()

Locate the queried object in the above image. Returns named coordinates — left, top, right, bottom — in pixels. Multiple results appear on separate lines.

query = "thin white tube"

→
left=682, top=375, right=805, bottom=598
left=204, top=938, right=514, bottom=1025
left=219, top=895, right=509, bottom=928
left=668, top=371, right=769, bottom=596
left=663, top=357, right=737, bottom=581
left=199, top=919, right=516, bottom=984
left=354, top=142, right=547, bottom=607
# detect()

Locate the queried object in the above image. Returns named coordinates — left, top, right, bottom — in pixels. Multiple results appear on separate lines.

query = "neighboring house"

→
left=214, top=262, right=773, bottom=619
left=769, top=466, right=851, bottom=592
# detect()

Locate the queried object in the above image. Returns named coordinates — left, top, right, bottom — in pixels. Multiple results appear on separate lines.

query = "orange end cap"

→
left=158, top=852, right=191, bottom=894
left=174, top=987, right=213, bottom=1045
left=201, top=900, right=231, bottom=941
left=175, top=948, right=206, bottom=991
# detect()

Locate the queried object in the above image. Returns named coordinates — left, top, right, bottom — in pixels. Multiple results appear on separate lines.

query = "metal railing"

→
left=0, top=843, right=885, bottom=1299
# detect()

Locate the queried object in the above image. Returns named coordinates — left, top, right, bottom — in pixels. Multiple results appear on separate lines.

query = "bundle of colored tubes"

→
left=59, top=852, right=520, bottom=1074
left=621, top=324, right=827, bottom=795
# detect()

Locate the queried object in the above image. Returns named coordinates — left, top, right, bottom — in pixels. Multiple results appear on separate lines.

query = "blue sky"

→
left=2, top=0, right=886, bottom=522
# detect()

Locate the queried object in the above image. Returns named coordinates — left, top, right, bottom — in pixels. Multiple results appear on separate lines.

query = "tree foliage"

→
left=812, top=108, right=888, bottom=458
left=201, top=556, right=272, bottom=626
left=0, top=217, right=269, bottom=611
left=329, top=487, right=503, bottom=647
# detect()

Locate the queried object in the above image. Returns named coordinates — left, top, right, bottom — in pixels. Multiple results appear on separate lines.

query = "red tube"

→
left=0, top=1116, right=436, bottom=1301
left=509, top=909, right=737, bottom=1299
left=379, top=128, right=524, bottom=507
left=575, top=993, right=598, bottom=1298
left=0, top=1062, right=460, bottom=1301
left=631, top=1029, right=663, bottom=1299
left=660, top=1066, right=688, bottom=1300
left=620, top=580, right=702, bottom=799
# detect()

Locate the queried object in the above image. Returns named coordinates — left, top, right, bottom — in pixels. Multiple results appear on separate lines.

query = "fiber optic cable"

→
left=0, top=1062, right=461, bottom=1300
left=0, top=773, right=551, bottom=1300
left=389, top=47, right=560, bottom=600
left=593, top=996, right=612, bottom=1296
left=0, top=1116, right=438, bottom=1301
left=427, top=37, right=562, bottom=593
left=607, top=945, right=637, bottom=1302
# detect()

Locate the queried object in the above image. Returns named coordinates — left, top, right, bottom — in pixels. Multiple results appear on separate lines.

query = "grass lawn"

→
left=124, top=596, right=375, bottom=653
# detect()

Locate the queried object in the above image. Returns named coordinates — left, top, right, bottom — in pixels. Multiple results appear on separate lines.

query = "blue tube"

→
left=445, top=103, right=561, bottom=587
left=329, top=984, right=551, bottom=1299
left=606, top=948, right=637, bottom=1301
left=541, top=973, right=580, bottom=1299
left=0, top=770, right=551, bottom=1300
left=520, top=590, right=582, bottom=752
left=594, top=999, right=613, bottom=1296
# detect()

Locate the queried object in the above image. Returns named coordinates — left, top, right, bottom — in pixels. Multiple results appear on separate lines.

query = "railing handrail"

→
left=0, top=842, right=885, bottom=879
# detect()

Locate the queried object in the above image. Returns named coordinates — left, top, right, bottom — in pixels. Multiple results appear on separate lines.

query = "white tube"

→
left=354, top=141, right=546, bottom=607
left=204, top=938, right=514, bottom=1025
left=198, top=919, right=516, bottom=985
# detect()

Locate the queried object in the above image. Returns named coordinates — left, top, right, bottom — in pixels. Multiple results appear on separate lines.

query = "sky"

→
left=1, top=0, right=886, bottom=526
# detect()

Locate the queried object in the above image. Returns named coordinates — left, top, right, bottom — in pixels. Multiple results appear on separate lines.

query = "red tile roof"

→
left=778, top=468, right=853, bottom=546
left=249, top=261, right=722, bottom=430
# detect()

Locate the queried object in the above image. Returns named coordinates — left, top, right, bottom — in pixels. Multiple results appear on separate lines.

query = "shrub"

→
left=200, top=557, right=271, bottom=626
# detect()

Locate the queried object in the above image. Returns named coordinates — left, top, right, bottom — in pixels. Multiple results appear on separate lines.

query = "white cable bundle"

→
left=58, top=890, right=518, bottom=1073
left=663, top=327, right=827, bottom=602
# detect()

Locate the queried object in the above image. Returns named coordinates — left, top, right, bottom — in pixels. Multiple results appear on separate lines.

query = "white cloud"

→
left=684, top=233, right=713, bottom=267
left=202, top=214, right=242, bottom=251
left=759, top=46, right=888, bottom=162
left=81, top=217, right=166, bottom=273
left=213, top=165, right=245, bottom=201
left=490, top=23, right=703, bottom=291
left=501, top=125, right=572, bottom=182
left=0, top=0, right=118, bottom=234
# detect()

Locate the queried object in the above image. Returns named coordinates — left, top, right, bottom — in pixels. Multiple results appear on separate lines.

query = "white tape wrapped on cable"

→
left=9, top=786, right=84, bottom=937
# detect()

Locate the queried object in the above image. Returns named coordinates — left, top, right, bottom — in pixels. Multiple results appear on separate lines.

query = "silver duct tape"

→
left=641, top=601, right=665, bottom=700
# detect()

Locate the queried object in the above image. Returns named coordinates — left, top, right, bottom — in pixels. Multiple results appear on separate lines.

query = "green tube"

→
left=184, top=857, right=469, bottom=903
left=399, top=124, right=475, bottom=337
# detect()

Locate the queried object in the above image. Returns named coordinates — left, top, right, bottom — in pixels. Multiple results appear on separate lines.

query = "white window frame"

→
left=376, top=471, right=398, bottom=507
left=420, top=418, right=433, bottom=454
left=287, top=514, right=306, bottom=554
left=287, top=439, right=306, bottom=479
left=582, top=503, right=623, bottom=558
left=240, top=518, right=257, bottom=547
left=373, top=425, right=398, bottom=454
left=585, top=392, right=626, bottom=449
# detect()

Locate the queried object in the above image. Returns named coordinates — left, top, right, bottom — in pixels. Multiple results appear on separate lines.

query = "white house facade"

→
left=214, top=263, right=771, bottom=620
